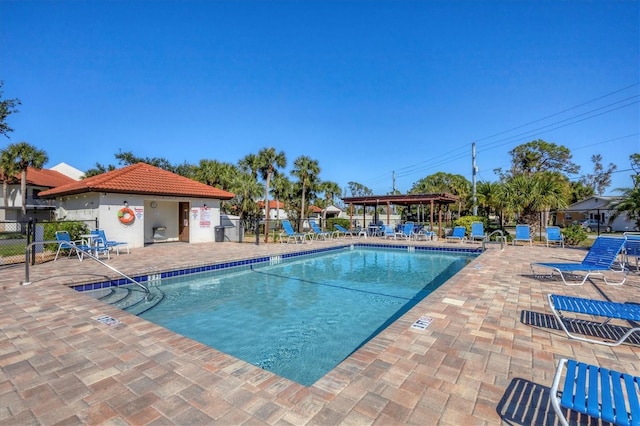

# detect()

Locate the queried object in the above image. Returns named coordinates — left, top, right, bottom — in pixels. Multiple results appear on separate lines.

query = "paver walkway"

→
left=0, top=238, right=638, bottom=425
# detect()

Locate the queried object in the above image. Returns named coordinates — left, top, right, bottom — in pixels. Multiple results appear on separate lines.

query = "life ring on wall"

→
left=118, top=207, right=135, bottom=225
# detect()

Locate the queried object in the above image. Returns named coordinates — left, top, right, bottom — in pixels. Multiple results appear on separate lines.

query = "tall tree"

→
left=257, top=147, right=287, bottom=242
left=497, top=139, right=580, bottom=179
left=410, top=172, right=471, bottom=216
left=347, top=181, right=372, bottom=197
left=193, top=159, right=237, bottom=190
left=291, top=156, right=320, bottom=231
left=580, top=154, right=617, bottom=195
left=229, top=171, right=263, bottom=221
left=569, top=181, right=595, bottom=204
left=270, top=174, right=292, bottom=225
left=609, top=154, right=640, bottom=231
left=319, top=180, right=341, bottom=221
left=0, top=147, right=20, bottom=209
left=0, top=81, right=21, bottom=139
left=499, top=172, right=569, bottom=234
left=238, top=153, right=260, bottom=180
left=3, top=142, right=48, bottom=216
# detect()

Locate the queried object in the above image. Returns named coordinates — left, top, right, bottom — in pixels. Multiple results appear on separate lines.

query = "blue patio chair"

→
left=469, top=222, right=486, bottom=242
left=545, top=226, right=564, bottom=248
left=623, top=233, right=640, bottom=271
left=397, top=222, right=415, bottom=240
left=308, top=220, right=331, bottom=240
left=531, top=236, right=627, bottom=285
left=414, top=226, right=435, bottom=241
left=280, top=220, right=307, bottom=244
left=446, top=226, right=467, bottom=243
left=91, top=229, right=129, bottom=255
left=382, top=225, right=397, bottom=239
left=54, top=231, right=93, bottom=261
left=513, top=224, right=532, bottom=246
left=547, top=294, right=640, bottom=347
left=550, top=358, right=640, bottom=426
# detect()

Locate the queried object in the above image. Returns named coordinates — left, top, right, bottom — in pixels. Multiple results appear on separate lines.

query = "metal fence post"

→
left=255, top=218, right=259, bottom=245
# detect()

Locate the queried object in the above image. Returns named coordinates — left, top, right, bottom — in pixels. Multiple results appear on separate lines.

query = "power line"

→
left=360, top=83, right=639, bottom=191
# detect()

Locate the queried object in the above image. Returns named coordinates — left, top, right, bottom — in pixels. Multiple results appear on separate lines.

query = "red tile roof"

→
left=39, top=163, right=235, bottom=199
left=258, top=200, right=285, bottom=209
left=25, top=168, right=77, bottom=188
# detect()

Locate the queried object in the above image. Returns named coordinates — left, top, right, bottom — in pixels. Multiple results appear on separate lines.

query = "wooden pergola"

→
left=340, top=193, right=459, bottom=237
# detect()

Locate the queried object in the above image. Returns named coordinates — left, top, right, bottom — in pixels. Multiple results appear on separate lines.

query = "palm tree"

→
left=2, top=142, right=48, bottom=216
left=0, top=147, right=20, bottom=210
left=475, top=181, right=500, bottom=220
left=499, top=172, right=568, bottom=235
left=271, top=174, right=292, bottom=225
left=238, top=153, right=260, bottom=180
left=291, top=156, right=320, bottom=232
left=194, top=159, right=237, bottom=190
left=229, top=171, right=263, bottom=222
left=319, top=180, right=341, bottom=222
left=257, top=148, right=286, bottom=243
left=609, top=187, right=640, bottom=231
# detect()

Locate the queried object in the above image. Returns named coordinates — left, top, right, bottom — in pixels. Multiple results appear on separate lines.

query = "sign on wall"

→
left=200, top=206, right=211, bottom=227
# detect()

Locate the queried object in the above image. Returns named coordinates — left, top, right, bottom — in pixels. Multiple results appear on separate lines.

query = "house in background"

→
left=39, top=163, right=235, bottom=248
left=0, top=165, right=78, bottom=222
left=558, top=196, right=637, bottom=232
left=259, top=200, right=288, bottom=221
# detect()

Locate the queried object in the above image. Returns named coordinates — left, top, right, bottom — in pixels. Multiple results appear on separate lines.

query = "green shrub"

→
left=453, top=216, right=486, bottom=233
left=326, top=217, right=350, bottom=232
left=561, top=224, right=587, bottom=246
left=43, top=221, right=90, bottom=251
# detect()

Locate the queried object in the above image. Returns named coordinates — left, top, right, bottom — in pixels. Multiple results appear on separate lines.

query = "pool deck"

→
left=1, top=237, right=638, bottom=425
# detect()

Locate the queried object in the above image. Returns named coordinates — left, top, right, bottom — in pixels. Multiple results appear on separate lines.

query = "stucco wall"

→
left=52, top=192, right=223, bottom=248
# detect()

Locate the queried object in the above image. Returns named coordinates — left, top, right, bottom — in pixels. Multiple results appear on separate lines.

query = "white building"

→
left=39, top=163, right=235, bottom=248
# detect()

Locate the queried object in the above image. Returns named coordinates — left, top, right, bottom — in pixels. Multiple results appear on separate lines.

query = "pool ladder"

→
left=481, top=230, right=506, bottom=251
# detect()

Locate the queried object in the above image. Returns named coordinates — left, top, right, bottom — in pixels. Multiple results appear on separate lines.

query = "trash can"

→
left=215, top=226, right=225, bottom=242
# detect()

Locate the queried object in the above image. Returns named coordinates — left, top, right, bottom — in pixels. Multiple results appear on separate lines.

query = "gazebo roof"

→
left=341, top=193, right=458, bottom=207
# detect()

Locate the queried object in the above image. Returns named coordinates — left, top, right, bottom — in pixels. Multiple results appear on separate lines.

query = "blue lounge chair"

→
left=382, top=225, right=397, bottom=239
left=334, top=224, right=363, bottom=238
left=547, top=294, right=640, bottom=346
left=623, top=233, right=640, bottom=271
left=280, top=220, right=307, bottom=244
left=415, top=226, right=435, bottom=241
left=397, top=223, right=415, bottom=240
left=513, top=224, right=532, bottom=246
left=531, top=236, right=627, bottom=285
left=54, top=231, right=93, bottom=261
left=308, top=220, right=331, bottom=240
left=91, top=229, right=129, bottom=255
left=545, top=226, right=564, bottom=248
left=470, top=222, right=486, bottom=242
left=550, top=358, right=640, bottom=426
left=446, top=226, right=467, bottom=243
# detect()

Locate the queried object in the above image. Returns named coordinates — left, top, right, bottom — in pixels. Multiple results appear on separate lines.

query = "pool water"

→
left=139, top=248, right=474, bottom=385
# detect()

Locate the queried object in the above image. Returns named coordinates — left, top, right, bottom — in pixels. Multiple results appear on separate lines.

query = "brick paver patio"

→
left=0, top=238, right=638, bottom=425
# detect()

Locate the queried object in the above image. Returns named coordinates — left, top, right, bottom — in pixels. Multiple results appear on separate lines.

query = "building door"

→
left=179, top=202, right=190, bottom=242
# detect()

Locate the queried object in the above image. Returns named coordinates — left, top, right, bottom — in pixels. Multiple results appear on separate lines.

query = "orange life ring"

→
left=118, top=207, right=135, bottom=225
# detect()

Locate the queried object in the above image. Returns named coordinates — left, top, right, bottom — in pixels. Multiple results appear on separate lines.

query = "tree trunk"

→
left=20, top=169, right=27, bottom=216
left=264, top=173, right=271, bottom=243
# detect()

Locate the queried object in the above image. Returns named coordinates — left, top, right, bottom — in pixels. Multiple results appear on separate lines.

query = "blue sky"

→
left=1, top=0, right=638, bottom=197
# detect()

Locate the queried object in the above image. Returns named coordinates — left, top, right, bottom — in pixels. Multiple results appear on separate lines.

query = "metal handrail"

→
left=482, top=230, right=506, bottom=251
left=23, top=240, right=149, bottom=294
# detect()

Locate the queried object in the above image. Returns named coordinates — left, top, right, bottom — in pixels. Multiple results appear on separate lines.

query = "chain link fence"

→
left=0, top=219, right=98, bottom=267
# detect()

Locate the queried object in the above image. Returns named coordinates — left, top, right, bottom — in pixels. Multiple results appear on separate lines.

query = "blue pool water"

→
left=139, top=247, right=474, bottom=385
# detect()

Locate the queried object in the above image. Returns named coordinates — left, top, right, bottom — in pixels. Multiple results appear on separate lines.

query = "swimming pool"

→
left=134, top=247, right=476, bottom=386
